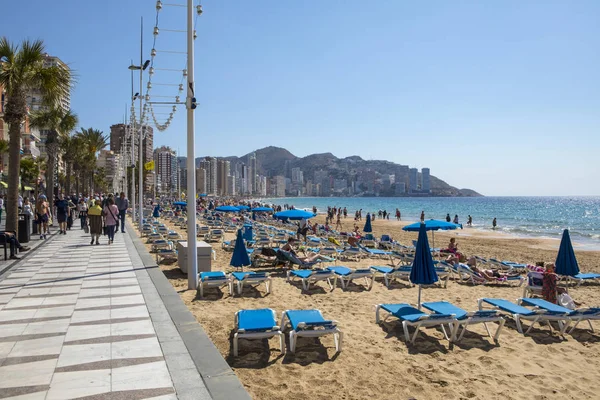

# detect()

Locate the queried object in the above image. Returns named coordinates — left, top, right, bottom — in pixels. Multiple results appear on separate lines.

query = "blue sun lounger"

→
left=233, top=308, right=284, bottom=356
left=327, top=266, right=374, bottom=290
left=478, top=298, right=571, bottom=335
left=517, top=298, right=600, bottom=334
left=562, top=272, right=600, bottom=287
left=280, top=309, right=343, bottom=353
left=422, top=301, right=505, bottom=342
left=370, top=265, right=412, bottom=287
left=198, top=271, right=231, bottom=297
left=375, top=303, right=457, bottom=344
left=286, top=269, right=336, bottom=291
left=230, top=272, right=271, bottom=295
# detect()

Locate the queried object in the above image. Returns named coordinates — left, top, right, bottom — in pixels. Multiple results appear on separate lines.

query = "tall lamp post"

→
left=186, top=0, right=199, bottom=289
left=129, top=17, right=150, bottom=230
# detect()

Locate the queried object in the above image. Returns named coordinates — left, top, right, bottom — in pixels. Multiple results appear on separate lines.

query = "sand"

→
left=140, top=214, right=600, bottom=400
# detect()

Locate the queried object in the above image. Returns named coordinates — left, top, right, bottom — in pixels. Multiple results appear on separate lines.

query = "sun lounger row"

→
left=234, top=308, right=343, bottom=355
left=199, top=271, right=272, bottom=297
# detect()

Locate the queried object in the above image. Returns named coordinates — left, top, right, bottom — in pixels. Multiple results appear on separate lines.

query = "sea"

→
left=261, top=196, right=600, bottom=250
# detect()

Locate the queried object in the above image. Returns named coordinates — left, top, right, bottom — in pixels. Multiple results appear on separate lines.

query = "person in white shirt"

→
left=0, top=195, right=4, bottom=221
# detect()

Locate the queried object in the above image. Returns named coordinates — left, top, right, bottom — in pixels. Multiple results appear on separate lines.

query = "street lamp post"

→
left=129, top=17, right=150, bottom=232
left=186, top=0, right=199, bottom=289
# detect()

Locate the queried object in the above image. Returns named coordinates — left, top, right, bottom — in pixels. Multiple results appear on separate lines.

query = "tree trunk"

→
left=65, top=162, right=72, bottom=196
left=46, top=152, right=55, bottom=202
left=75, top=172, right=80, bottom=196
left=6, top=121, right=22, bottom=233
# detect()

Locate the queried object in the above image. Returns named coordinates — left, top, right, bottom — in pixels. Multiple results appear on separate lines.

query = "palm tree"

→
left=61, top=134, right=84, bottom=196
left=76, top=127, right=108, bottom=193
left=0, top=37, right=72, bottom=232
left=19, top=156, right=40, bottom=192
left=30, top=108, right=78, bottom=201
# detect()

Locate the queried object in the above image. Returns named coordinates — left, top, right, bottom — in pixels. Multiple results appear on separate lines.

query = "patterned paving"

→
left=0, top=229, right=199, bottom=400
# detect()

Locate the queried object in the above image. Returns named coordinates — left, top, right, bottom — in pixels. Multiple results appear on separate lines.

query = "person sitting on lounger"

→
left=281, top=238, right=330, bottom=264
left=542, top=262, right=575, bottom=304
left=468, top=258, right=520, bottom=281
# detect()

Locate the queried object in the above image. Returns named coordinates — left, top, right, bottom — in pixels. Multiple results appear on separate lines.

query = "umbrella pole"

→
left=417, top=285, right=422, bottom=309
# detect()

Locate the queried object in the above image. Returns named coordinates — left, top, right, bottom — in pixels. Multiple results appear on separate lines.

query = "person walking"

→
left=55, top=195, right=70, bottom=235
left=36, top=195, right=50, bottom=239
left=0, top=194, right=4, bottom=221
left=78, top=198, right=88, bottom=230
left=88, top=200, right=103, bottom=245
left=103, top=197, right=119, bottom=245
left=115, top=192, right=128, bottom=233
left=492, top=217, right=497, bottom=229
left=420, top=210, right=425, bottom=222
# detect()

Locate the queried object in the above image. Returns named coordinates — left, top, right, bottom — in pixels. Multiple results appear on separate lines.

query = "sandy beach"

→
left=142, top=214, right=600, bottom=400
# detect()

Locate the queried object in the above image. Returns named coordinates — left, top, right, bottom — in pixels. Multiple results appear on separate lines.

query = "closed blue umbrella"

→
left=363, top=213, right=372, bottom=233
left=555, top=229, right=579, bottom=276
left=403, top=219, right=459, bottom=248
left=215, top=205, right=240, bottom=212
left=410, top=223, right=438, bottom=308
left=273, top=209, right=316, bottom=221
left=230, top=229, right=251, bottom=270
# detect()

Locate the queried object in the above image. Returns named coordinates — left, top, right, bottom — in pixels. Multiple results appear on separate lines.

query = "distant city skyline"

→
left=2, top=1, right=599, bottom=196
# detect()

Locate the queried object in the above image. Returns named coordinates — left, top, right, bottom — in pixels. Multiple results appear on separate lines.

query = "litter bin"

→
left=18, top=213, right=31, bottom=243
left=243, top=224, right=253, bottom=242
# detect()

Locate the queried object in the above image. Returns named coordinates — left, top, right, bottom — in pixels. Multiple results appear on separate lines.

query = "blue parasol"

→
left=555, top=229, right=579, bottom=276
left=215, top=205, right=240, bottom=212
left=230, top=229, right=251, bottom=270
left=410, top=222, right=438, bottom=308
left=236, top=205, right=250, bottom=211
left=403, top=219, right=459, bottom=248
left=363, top=213, right=372, bottom=233
left=273, top=209, right=316, bottom=221
left=173, top=201, right=187, bottom=206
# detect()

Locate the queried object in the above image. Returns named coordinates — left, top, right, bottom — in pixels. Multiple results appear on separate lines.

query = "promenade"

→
left=0, top=222, right=245, bottom=400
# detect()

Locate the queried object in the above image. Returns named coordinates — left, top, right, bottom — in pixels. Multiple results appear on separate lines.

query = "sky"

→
left=2, top=0, right=599, bottom=196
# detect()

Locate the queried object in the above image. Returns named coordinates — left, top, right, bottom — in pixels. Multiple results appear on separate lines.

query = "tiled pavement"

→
left=0, top=226, right=213, bottom=400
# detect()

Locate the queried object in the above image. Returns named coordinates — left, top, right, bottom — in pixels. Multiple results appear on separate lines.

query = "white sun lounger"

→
left=281, top=309, right=343, bottom=353
left=286, top=269, right=336, bottom=292
left=375, top=303, right=457, bottom=344
left=233, top=308, right=284, bottom=356
left=327, top=266, right=374, bottom=290
left=230, top=272, right=271, bottom=295
left=422, top=301, right=505, bottom=342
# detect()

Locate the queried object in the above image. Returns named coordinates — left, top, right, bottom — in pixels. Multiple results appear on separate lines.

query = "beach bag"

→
left=558, top=293, right=576, bottom=310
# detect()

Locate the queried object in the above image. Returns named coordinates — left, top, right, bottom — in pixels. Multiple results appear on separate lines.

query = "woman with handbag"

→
left=88, top=200, right=103, bottom=245
left=103, top=197, right=119, bottom=245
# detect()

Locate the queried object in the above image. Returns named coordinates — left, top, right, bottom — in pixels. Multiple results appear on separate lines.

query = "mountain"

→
left=192, top=146, right=482, bottom=197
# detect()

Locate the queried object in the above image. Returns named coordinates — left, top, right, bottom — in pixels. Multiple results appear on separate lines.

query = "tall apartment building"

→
left=109, top=124, right=154, bottom=168
left=195, top=167, right=207, bottom=194
left=217, top=159, right=230, bottom=195
left=408, top=168, right=418, bottom=193
left=421, top=168, right=431, bottom=193
left=199, top=157, right=218, bottom=196
left=153, top=146, right=177, bottom=194
left=97, top=150, right=122, bottom=190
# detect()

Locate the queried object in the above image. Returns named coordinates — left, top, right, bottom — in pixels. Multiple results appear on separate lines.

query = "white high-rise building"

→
left=154, top=146, right=177, bottom=194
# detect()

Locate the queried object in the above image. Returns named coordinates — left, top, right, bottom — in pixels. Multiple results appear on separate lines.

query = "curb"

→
left=126, top=220, right=251, bottom=400
left=0, top=231, right=58, bottom=280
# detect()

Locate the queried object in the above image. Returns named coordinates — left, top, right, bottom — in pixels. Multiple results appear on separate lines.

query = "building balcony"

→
left=24, top=146, right=41, bottom=158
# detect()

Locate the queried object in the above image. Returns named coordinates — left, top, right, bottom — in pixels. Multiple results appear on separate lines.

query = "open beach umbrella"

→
left=402, top=219, right=459, bottom=248
left=173, top=201, right=187, bottom=206
left=273, top=209, right=316, bottom=221
left=215, top=205, right=240, bottom=212
left=251, top=207, right=273, bottom=212
left=363, top=214, right=372, bottom=233
left=555, top=229, right=579, bottom=276
left=410, top=223, right=438, bottom=309
left=230, top=229, right=251, bottom=270
left=236, top=205, right=250, bottom=211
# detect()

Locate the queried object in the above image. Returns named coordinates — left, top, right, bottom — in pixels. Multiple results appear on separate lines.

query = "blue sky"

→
left=3, top=0, right=599, bottom=196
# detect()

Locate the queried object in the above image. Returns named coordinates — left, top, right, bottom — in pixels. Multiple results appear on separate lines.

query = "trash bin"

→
left=18, top=213, right=31, bottom=243
left=243, top=224, right=253, bottom=242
